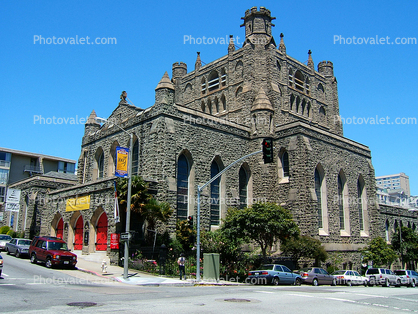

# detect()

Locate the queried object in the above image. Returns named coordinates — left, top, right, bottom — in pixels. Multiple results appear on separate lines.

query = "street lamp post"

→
left=96, top=117, right=133, bottom=280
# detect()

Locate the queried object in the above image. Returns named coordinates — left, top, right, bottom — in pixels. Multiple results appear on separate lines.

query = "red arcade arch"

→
left=96, top=212, right=108, bottom=251
left=74, top=216, right=83, bottom=250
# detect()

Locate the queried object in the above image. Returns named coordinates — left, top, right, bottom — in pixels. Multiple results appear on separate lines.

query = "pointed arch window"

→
left=385, top=219, right=390, bottom=242
left=210, top=161, right=220, bottom=225
left=177, top=155, right=189, bottom=221
left=282, top=152, right=289, bottom=177
left=132, top=139, right=139, bottom=175
left=239, top=166, right=248, bottom=209
left=338, top=174, right=345, bottom=230
left=208, top=71, right=219, bottom=92
left=315, top=168, right=323, bottom=229
left=98, top=151, right=104, bottom=178
left=357, top=179, right=364, bottom=231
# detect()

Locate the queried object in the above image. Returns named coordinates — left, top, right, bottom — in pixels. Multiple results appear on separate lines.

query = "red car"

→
left=29, top=236, right=77, bottom=268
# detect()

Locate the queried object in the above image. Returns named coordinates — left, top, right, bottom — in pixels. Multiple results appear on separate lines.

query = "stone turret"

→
left=84, top=110, right=100, bottom=136
left=172, top=62, right=187, bottom=83
left=318, top=61, right=334, bottom=77
left=155, top=72, right=175, bottom=105
left=241, top=6, right=276, bottom=47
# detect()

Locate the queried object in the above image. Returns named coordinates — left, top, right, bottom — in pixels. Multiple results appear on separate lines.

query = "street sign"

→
left=120, top=232, right=132, bottom=240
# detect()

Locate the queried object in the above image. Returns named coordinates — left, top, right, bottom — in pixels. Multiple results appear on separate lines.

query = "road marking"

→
left=325, top=297, right=356, bottom=303
left=255, top=291, right=274, bottom=294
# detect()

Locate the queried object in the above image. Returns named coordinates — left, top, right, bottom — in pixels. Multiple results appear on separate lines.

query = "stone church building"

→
left=15, top=7, right=413, bottom=268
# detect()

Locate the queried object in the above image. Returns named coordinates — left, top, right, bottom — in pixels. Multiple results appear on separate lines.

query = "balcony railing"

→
left=0, top=160, right=10, bottom=168
left=24, top=165, right=43, bottom=174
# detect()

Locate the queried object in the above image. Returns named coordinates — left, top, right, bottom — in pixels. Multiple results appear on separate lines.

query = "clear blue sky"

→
left=1, top=1, right=417, bottom=194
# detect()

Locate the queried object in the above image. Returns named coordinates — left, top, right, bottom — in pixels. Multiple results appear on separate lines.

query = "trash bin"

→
left=203, top=253, right=220, bottom=282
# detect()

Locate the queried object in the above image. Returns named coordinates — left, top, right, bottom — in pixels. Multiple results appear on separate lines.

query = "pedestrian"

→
left=177, top=253, right=186, bottom=280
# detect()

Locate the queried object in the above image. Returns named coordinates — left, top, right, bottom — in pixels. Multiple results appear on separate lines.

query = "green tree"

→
left=221, top=202, right=300, bottom=261
left=116, top=176, right=172, bottom=243
left=280, top=235, right=328, bottom=268
left=391, top=226, right=418, bottom=266
left=359, top=237, right=398, bottom=268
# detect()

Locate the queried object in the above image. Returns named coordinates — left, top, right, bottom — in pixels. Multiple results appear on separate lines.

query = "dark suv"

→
left=29, top=236, right=77, bottom=268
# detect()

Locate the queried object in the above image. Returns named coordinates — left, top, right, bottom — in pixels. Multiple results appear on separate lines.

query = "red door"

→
left=96, top=213, right=108, bottom=251
left=74, top=216, right=83, bottom=250
left=56, top=218, right=63, bottom=239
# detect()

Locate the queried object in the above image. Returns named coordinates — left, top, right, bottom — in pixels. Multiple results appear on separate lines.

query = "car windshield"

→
left=332, top=270, right=346, bottom=275
left=18, top=240, right=31, bottom=246
left=261, top=265, right=275, bottom=270
left=47, top=241, right=68, bottom=250
left=394, top=270, right=406, bottom=275
left=300, top=268, right=313, bottom=273
left=366, top=269, right=379, bottom=275
left=0, top=235, right=12, bottom=240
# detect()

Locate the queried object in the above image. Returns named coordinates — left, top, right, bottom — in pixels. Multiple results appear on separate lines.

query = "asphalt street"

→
left=1, top=253, right=418, bottom=313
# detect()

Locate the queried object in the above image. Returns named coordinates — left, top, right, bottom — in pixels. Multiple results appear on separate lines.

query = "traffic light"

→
left=187, top=215, right=193, bottom=226
left=262, top=138, right=274, bottom=163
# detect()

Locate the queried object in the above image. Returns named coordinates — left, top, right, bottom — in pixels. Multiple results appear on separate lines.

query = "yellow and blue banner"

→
left=115, top=146, right=129, bottom=178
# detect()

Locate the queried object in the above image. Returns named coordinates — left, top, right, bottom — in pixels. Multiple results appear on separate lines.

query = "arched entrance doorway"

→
left=96, top=212, right=108, bottom=251
left=74, top=216, right=83, bottom=250
left=56, top=218, right=64, bottom=239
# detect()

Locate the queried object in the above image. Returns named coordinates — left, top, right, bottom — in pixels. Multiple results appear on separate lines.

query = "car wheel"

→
left=30, top=254, right=37, bottom=264
left=294, top=278, right=302, bottom=286
left=45, top=257, right=52, bottom=268
left=383, top=278, right=390, bottom=287
left=411, top=280, right=416, bottom=288
left=312, top=278, right=319, bottom=286
left=6, top=248, right=10, bottom=255
left=396, top=279, right=401, bottom=287
left=331, top=278, right=336, bottom=286
left=272, top=277, right=279, bottom=286
left=346, top=280, right=352, bottom=287
left=364, top=281, right=368, bottom=287
left=15, top=250, right=20, bottom=258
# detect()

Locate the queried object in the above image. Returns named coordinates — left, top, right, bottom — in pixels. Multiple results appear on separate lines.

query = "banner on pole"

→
left=115, top=146, right=129, bottom=178
left=5, top=188, right=21, bottom=212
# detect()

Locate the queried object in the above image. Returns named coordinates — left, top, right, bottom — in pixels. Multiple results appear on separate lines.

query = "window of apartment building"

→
left=0, top=186, right=5, bottom=202
left=58, top=161, right=75, bottom=173
left=177, top=154, right=189, bottom=221
left=210, top=161, right=220, bottom=225
left=0, top=169, right=9, bottom=185
left=0, top=152, right=11, bottom=167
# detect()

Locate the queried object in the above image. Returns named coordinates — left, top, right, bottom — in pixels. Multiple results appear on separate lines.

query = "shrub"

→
left=7, top=230, right=17, bottom=238
left=0, top=226, right=10, bottom=234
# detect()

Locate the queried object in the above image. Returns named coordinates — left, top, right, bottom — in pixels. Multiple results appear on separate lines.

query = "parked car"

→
left=247, top=264, right=303, bottom=285
left=6, top=238, right=32, bottom=258
left=0, top=234, right=12, bottom=251
left=394, top=270, right=418, bottom=287
left=0, top=254, right=3, bottom=277
left=331, top=270, right=368, bottom=286
left=365, top=268, right=401, bottom=287
left=29, top=236, right=77, bottom=268
left=298, top=267, right=336, bottom=286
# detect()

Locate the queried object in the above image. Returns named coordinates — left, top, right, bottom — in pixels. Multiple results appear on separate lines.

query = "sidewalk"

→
left=74, top=253, right=242, bottom=286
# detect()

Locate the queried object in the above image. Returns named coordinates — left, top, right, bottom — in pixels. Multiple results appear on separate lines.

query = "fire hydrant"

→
left=101, top=260, right=108, bottom=273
